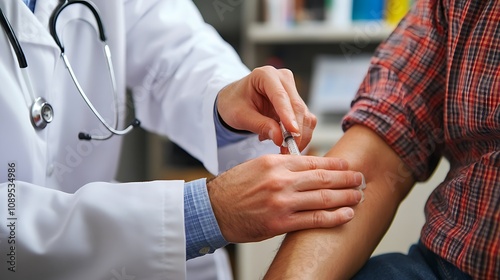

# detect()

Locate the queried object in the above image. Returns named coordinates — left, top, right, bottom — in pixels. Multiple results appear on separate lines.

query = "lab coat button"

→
left=199, top=247, right=210, bottom=255
left=46, top=164, right=54, bottom=176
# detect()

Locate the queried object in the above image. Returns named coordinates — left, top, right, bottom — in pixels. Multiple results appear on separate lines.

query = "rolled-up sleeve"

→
left=342, top=0, right=448, bottom=181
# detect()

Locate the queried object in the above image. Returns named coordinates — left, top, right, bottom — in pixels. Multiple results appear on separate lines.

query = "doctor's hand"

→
left=216, top=66, right=317, bottom=152
left=206, top=154, right=364, bottom=243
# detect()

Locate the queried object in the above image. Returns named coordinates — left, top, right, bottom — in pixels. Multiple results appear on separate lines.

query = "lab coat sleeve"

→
left=123, top=0, right=279, bottom=175
left=0, top=180, right=186, bottom=280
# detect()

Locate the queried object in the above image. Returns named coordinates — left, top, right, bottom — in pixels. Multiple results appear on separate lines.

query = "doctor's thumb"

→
left=229, top=107, right=283, bottom=146
left=254, top=119, right=283, bottom=146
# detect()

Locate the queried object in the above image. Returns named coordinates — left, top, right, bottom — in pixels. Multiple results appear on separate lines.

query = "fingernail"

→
left=268, top=129, right=274, bottom=141
left=344, top=208, right=354, bottom=219
left=291, top=120, right=299, bottom=131
left=358, top=190, right=365, bottom=204
left=356, top=173, right=366, bottom=190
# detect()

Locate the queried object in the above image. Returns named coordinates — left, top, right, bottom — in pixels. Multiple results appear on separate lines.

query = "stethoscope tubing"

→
left=0, top=7, right=27, bottom=68
left=0, top=1, right=140, bottom=140
left=50, top=0, right=107, bottom=53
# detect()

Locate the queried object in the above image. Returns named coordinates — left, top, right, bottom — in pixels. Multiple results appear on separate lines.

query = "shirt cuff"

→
left=214, top=98, right=252, bottom=147
left=184, top=178, right=228, bottom=260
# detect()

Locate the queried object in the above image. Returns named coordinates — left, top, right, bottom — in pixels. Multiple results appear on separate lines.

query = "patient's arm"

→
left=264, top=125, right=416, bottom=279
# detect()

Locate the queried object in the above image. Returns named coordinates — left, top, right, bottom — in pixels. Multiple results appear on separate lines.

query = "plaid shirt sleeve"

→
left=343, top=1, right=500, bottom=278
left=343, top=0, right=449, bottom=181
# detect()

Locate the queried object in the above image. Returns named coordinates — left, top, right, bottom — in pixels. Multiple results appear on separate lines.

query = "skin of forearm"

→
left=264, top=125, right=416, bottom=280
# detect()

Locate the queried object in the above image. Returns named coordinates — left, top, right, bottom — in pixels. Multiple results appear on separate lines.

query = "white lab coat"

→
left=0, top=0, right=277, bottom=279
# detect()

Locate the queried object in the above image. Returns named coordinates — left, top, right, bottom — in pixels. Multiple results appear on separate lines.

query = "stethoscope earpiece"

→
left=31, top=97, right=54, bottom=129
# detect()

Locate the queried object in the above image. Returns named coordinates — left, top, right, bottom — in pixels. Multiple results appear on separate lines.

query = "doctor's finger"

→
left=278, top=69, right=315, bottom=142
left=291, top=170, right=364, bottom=192
left=284, top=207, right=355, bottom=232
left=241, top=108, right=284, bottom=146
left=282, top=156, right=349, bottom=173
left=292, top=112, right=317, bottom=151
left=253, top=67, right=298, bottom=133
left=289, top=189, right=363, bottom=212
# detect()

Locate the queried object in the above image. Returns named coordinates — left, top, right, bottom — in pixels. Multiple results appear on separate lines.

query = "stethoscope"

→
left=0, top=0, right=140, bottom=140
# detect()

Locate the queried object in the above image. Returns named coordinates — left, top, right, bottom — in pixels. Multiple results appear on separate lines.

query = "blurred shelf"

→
left=247, top=22, right=394, bottom=44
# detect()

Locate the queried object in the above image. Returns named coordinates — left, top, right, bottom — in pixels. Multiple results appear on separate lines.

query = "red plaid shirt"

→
left=343, top=0, right=500, bottom=279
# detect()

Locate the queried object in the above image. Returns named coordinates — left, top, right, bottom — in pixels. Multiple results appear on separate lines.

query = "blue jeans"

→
left=352, top=242, right=472, bottom=279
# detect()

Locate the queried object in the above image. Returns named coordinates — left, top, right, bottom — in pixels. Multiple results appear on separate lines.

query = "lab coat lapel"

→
left=0, top=0, right=60, bottom=51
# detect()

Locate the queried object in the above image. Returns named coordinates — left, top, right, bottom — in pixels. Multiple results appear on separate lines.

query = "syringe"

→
left=279, top=122, right=301, bottom=155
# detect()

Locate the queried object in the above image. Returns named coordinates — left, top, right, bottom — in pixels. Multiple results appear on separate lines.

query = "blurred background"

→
left=116, top=1, right=449, bottom=279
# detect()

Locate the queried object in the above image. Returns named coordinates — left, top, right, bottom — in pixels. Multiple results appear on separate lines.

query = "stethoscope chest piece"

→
left=31, top=97, right=54, bottom=129
left=2, top=2, right=140, bottom=138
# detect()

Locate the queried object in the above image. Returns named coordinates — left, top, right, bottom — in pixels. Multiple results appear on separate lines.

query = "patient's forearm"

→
left=264, top=125, right=416, bottom=279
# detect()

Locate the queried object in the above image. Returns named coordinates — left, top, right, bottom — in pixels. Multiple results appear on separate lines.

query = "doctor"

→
left=0, top=1, right=365, bottom=279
